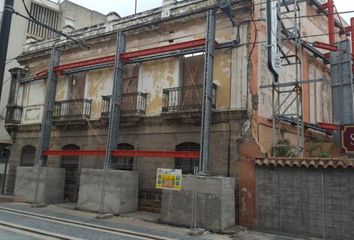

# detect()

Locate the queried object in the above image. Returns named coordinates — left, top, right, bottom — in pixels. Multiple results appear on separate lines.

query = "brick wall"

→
left=256, top=166, right=354, bottom=239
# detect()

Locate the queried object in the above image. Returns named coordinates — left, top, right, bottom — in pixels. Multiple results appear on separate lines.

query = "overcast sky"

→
left=0, top=1, right=353, bottom=26
left=62, top=0, right=163, bottom=17
left=64, top=0, right=353, bottom=22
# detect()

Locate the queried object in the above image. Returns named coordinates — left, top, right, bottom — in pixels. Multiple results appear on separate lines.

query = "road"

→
left=0, top=203, right=204, bottom=240
left=0, top=202, right=308, bottom=240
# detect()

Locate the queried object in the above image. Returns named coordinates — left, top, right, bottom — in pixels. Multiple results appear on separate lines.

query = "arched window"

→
left=20, top=145, right=36, bottom=166
left=111, top=143, right=134, bottom=170
left=175, top=142, right=200, bottom=174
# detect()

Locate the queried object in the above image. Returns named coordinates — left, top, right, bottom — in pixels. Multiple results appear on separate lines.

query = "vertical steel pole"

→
left=328, top=0, right=335, bottom=45
left=99, top=32, right=126, bottom=214
left=321, top=170, right=326, bottom=240
left=33, top=48, right=60, bottom=204
left=191, top=166, right=198, bottom=230
left=0, top=0, right=14, bottom=102
left=1, top=158, right=8, bottom=195
left=351, top=18, right=354, bottom=59
left=199, top=10, right=216, bottom=173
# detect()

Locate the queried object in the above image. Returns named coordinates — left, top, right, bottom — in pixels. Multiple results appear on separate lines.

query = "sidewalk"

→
left=233, top=230, right=319, bottom=240
left=0, top=202, right=318, bottom=240
left=0, top=202, right=231, bottom=240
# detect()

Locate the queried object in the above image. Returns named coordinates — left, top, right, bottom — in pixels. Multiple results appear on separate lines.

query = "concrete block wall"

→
left=256, top=166, right=354, bottom=240
left=14, top=167, right=65, bottom=203
left=77, top=169, right=138, bottom=214
left=161, top=175, right=235, bottom=232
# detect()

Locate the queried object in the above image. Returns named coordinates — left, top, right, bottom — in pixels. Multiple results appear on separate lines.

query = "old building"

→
left=3, top=0, right=351, bottom=232
left=0, top=0, right=106, bottom=193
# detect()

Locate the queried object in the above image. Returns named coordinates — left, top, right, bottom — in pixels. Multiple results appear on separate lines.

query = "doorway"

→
left=61, top=144, right=80, bottom=202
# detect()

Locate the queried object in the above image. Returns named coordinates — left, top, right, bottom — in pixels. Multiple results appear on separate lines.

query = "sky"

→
left=63, top=0, right=354, bottom=22
left=62, top=0, right=163, bottom=17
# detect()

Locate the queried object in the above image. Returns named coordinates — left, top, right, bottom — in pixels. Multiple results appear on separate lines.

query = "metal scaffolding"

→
left=34, top=47, right=61, bottom=204
left=28, top=7, right=220, bottom=214
left=199, top=10, right=216, bottom=173
left=267, top=0, right=304, bottom=156
left=99, top=32, right=126, bottom=214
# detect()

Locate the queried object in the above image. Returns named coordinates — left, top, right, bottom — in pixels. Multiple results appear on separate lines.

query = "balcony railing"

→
left=5, top=105, right=23, bottom=124
left=54, top=99, right=92, bottom=120
left=101, top=92, right=147, bottom=117
left=162, top=84, right=217, bottom=112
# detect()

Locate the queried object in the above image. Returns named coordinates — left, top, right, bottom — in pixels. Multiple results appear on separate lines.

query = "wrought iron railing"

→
left=54, top=99, right=92, bottom=120
left=101, top=92, right=147, bottom=117
left=162, top=84, right=217, bottom=112
left=5, top=105, right=23, bottom=124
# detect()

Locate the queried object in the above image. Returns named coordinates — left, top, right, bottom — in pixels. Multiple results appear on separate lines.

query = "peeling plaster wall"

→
left=21, top=79, right=46, bottom=124
left=253, top=0, right=339, bottom=154
left=16, top=10, right=247, bottom=120
left=86, top=68, right=114, bottom=119
left=140, top=58, right=179, bottom=116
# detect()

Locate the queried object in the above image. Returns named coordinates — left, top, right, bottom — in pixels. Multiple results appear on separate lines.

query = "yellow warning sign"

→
left=156, top=168, right=182, bottom=191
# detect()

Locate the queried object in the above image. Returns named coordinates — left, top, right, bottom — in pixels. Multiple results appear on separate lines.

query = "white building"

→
left=0, top=0, right=106, bottom=190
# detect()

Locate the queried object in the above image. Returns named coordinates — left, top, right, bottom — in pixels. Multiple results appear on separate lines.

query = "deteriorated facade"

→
left=4, top=0, right=343, bottom=218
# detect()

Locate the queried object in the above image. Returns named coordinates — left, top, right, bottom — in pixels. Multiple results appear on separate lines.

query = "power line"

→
left=4, top=2, right=89, bottom=49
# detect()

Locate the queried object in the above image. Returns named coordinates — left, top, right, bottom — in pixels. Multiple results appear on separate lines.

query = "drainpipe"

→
left=0, top=0, right=15, bottom=102
left=351, top=18, right=354, bottom=59
left=328, top=0, right=335, bottom=45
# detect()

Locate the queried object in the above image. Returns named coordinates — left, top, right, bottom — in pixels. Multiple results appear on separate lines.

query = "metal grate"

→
left=5, top=105, right=23, bottom=124
left=175, top=142, right=200, bottom=174
left=27, top=2, right=59, bottom=40
left=54, top=99, right=92, bottom=120
left=162, top=84, right=217, bottom=112
left=61, top=145, right=80, bottom=202
left=101, top=92, right=147, bottom=117
left=110, top=143, right=134, bottom=170
left=20, top=146, right=36, bottom=167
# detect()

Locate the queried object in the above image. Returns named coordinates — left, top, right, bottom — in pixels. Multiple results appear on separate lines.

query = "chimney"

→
left=106, top=12, right=121, bottom=22
left=163, top=0, right=176, bottom=6
left=62, top=25, right=75, bottom=34
left=162, top=0, right=178, bottom=18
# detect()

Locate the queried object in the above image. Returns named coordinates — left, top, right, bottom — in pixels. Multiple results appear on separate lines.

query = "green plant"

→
left=319, top=152, right=329, bottom=158
left=307, top=136, right=328, bottom=157
left=271, top=139, right=292, bottom=157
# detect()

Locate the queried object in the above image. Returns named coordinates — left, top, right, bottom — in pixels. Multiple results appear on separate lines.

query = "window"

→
left=175, top=142, right=200, bottom=174
left=111, top=143, right=134, bottom=170
left=61, top=144, right=80, bottom=202
left=26, top=2, right=60, bottom=39
left=123, top=64, right=139, bottom=94
left=68, top=73, right=86, bottom=100
left=180, top=53, right=205, bottom=110
left=20, top=146, right=36, bottom=166
left=181, top=53, right=204, bottom=86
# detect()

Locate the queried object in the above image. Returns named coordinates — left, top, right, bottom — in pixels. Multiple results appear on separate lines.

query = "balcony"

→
left=53, top=99, right=92, bottom=120
left=5, top=105, right=23, bottom=124
left=162, top=84, right=217, bottom=113
left=101, top=92, right=147, bottom=118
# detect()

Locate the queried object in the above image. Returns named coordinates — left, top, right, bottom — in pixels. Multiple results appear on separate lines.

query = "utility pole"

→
left=0, top=0, right=14, bottom=101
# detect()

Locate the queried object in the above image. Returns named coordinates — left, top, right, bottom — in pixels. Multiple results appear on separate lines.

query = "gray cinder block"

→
left=14, top=167, right=65, bottom=204
left=77, top=168, right=138, bottom=214
left=161, top=175, right=235, bottom=232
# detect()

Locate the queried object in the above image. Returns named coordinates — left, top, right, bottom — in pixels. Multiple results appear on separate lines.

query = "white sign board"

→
left=269, top=0, right=281, bottom=75
left=156, top=168, right=182, bottom=191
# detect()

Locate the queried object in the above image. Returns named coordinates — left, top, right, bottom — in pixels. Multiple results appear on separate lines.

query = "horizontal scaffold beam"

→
left=42, top=150, right=200, bottom=159
left=34, top=38, right=210, bottom=79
